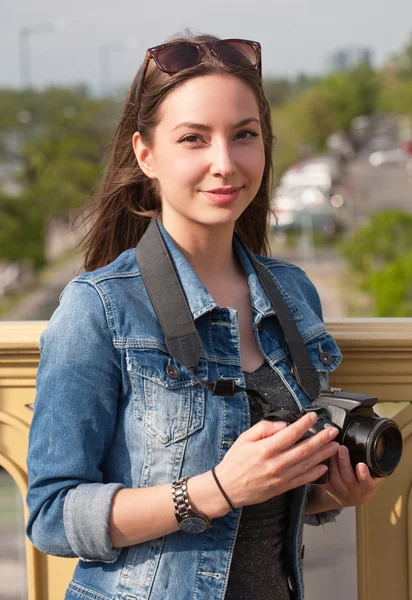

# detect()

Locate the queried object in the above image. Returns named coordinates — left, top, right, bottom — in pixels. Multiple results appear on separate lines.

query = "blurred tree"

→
left=0, top=191, right=45, bottom=268
left=387, top=32, right=412, bottom=79
left=341, top=211, right=412, bottom=316
left=271, top=87, right=336, bottom=178
left=264, top=78, right=293, bottom=107
left=263, top=74, right=319, bottom=107
left=317, top=65, right=380, bottom=131
left=378, top=78, right=412, bottom=119
left=0, top=87, right=117, bottom=268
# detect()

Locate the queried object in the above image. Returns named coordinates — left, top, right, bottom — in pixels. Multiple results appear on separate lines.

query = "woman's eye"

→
left=235, top=129, right=259, bottom=140
left=178, top=135, right=204, bottom=144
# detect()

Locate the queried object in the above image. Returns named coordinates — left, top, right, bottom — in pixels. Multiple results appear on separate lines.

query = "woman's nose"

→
left=209, top=143, right=237, bottom=178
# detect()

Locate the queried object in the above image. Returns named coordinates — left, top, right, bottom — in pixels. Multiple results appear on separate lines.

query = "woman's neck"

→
left=161, top=216, right=241, bottom=286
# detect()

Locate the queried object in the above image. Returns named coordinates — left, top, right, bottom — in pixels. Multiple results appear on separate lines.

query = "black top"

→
left=224, top=361, right=299, bottom=600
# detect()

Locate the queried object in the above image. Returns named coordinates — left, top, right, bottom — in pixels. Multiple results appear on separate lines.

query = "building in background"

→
left=327, top=47, right=373, bottom=72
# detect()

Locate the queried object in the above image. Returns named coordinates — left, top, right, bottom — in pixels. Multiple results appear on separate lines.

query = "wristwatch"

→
left=171, top=477, right=212, bottom=534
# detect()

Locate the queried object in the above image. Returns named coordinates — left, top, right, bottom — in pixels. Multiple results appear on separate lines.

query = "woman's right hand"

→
left=214, top=412, right=340, bottom=508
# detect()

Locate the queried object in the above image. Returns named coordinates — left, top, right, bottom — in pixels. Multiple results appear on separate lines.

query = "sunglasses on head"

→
left=134, top=39, right=262, bottom=113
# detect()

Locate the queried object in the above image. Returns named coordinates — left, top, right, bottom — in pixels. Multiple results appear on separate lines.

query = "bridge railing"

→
left=1, top=319, right=411, bottom=600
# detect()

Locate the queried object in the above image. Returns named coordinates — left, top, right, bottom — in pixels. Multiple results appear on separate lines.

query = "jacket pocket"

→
left=126, top=348, right=206, bottom=446
left=306, top=332, right=342, bottom=391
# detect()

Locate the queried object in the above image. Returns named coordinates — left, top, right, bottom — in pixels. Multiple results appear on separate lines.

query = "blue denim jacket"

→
left=26, top=223, right=342, bottom=600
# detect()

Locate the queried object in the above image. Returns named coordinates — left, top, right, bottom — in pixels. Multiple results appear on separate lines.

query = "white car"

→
left=271, top=185, right=346, bottom=235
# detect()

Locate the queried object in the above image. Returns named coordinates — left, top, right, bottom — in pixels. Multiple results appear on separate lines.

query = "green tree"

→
left=387, top=32, right=412, bottom=79
left=378, top=78, right=412, bottom=119
left=271, top=88, right=336, bottom=178
left=341, top=211, right=412, bottom=316
left=317, top=65, right=380, bottom=131
left=0, top=87, right=117, bottom=268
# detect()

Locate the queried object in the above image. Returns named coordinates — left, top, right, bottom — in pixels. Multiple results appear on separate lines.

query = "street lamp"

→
left=18, top=18, right=65, bottom=88
left=99, top=38, right=137, bottom=97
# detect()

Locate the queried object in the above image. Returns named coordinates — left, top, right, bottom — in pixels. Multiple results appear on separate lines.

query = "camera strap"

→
left=135, top=219, right=320, bottom=401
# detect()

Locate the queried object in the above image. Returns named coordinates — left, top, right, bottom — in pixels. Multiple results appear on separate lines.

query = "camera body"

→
left=301, top=389, right=403, bottom=484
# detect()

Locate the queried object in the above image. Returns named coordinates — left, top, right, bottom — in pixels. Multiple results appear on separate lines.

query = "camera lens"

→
left=342, top=417, right=403, bottom=477
left=375, top=435, right=386, bottom=462
left=370, top=421, right=403, bottom=476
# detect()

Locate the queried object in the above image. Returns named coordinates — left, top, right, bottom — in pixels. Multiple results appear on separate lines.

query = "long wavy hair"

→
left=82, top=32, right=275, bottom=271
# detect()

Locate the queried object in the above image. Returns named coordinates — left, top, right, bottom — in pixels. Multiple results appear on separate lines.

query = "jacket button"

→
left=320, top=351, right=333, bottom=366
left=166, top=364, right=179, bottom=379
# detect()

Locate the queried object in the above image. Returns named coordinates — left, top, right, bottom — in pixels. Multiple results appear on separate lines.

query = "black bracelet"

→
left=211, top=467, right=236, bottom=512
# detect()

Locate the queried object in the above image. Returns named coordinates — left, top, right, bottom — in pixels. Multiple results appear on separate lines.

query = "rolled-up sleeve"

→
left=64, top=482, right=124, bottom=562
left=26, top=280, right=124, bottom=562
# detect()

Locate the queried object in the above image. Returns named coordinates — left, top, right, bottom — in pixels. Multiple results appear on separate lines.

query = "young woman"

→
left=26, top=33, right=381, bottom=600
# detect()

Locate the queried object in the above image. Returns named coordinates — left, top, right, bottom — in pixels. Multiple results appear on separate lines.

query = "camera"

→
left=301, top=389, right=403, bottom=483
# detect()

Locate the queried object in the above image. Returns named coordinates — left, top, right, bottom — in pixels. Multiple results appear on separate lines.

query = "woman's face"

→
left=133, top=74, right=265, bottom=231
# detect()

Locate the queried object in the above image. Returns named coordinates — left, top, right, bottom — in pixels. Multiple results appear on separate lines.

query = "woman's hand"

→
left=214, top=412, right=340, bottom=509
left=317, top=445, right=383, bottom=508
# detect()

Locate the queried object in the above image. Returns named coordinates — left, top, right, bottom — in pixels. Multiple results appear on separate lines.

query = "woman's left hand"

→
left=320, top=445, right=383, bottom=507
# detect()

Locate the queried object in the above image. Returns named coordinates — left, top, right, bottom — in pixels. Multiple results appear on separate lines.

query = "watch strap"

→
left=171, top=477, right=212, bottom=527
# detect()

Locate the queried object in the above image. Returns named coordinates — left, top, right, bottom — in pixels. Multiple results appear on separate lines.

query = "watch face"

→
left=179, top=516, right=209, bottom=534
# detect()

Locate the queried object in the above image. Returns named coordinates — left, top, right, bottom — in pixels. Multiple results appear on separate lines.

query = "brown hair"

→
left=82, top=32, right=274, bottom=271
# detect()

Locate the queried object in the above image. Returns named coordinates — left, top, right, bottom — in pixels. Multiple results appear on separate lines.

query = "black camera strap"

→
left=135, top=219, right=320, bottom=401
left=241, top=244, right=320, bottom=401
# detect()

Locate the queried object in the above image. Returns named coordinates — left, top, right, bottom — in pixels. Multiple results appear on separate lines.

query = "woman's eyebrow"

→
left=172, top=117, right=260, bottom=132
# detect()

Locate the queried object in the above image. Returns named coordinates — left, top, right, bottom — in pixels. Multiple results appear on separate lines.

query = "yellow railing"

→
left=1, top=319, right=411, bottom=600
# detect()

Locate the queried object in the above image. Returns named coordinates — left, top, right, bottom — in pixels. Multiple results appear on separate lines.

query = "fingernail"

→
left=329, top=442, right=339, bottom=452
left=359, top=463, right=368, bottom=476
left=339, top=446, right=347, bottom=459
left=328, top=427, right=339, bottom=439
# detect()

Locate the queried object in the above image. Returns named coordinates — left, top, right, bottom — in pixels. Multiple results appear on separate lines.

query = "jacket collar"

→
left=157, top=221, right=276, bottom=321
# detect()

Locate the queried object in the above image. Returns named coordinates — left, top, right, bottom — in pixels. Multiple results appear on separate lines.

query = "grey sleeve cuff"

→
left=304, top=508, right=342, bottom=526
left=63, top=482, right=125, bottom=562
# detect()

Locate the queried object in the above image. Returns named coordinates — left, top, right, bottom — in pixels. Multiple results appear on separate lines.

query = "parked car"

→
left=369, top=148, right=409, bottom=167
left=270, top=185, right=346, bottom=235
left=279, top=155, right=344, bottom=194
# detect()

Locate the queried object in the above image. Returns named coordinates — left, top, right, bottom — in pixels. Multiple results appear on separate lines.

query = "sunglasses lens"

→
left=214, top=41, right=258, bottom=68
left=156, top=44, right=201, bottom=72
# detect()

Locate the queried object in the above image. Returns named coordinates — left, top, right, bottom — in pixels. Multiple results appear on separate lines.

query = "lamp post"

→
left=99, top=38, right=137, bottom=97
left=18, top=18, right=65, bottom=88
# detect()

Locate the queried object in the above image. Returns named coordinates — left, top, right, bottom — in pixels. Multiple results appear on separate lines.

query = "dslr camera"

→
left=301, top=389, right=403, bottom=483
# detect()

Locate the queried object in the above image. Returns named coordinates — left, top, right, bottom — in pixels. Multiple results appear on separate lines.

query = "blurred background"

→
left=1, top=1, right=412, bottom=598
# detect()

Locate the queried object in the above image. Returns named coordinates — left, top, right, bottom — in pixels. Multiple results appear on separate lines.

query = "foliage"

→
left=271, top=87, right=336, bottom=178
left=0, top=87, right=117, bottom=268
left=341, top=211, right=412, bottom=316
left=263, top=78, right=293, bottom=107
left=387, top=32, right=412, bottom=79
left=377, top=78, right=412, bottom=119
left=263, top=74, right=319, bottom=107
left=317, top=65, right=380, bottom=130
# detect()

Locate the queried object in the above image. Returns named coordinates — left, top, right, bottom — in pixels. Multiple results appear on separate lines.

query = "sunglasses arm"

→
left=134, top=52, right=152, bottom=111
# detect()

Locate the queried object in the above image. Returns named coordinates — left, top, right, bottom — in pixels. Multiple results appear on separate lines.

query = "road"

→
left=304, top=507, right=357, bottom=599
left=345, top=150, right=412, bottom=228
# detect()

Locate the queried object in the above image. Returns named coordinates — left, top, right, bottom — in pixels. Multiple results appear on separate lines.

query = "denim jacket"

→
left=26, top=223, right=343, bottom=600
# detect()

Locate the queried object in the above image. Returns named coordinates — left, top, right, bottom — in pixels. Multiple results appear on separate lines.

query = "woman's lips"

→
left=201, top=186, right=243, bottom=206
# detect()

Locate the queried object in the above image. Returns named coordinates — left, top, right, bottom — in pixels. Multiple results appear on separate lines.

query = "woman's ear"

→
left=132, top=132, right=157, bottom=179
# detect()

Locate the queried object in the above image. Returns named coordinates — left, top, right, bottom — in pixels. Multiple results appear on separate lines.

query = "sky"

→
left=1, top=0, right=412, bottom=94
